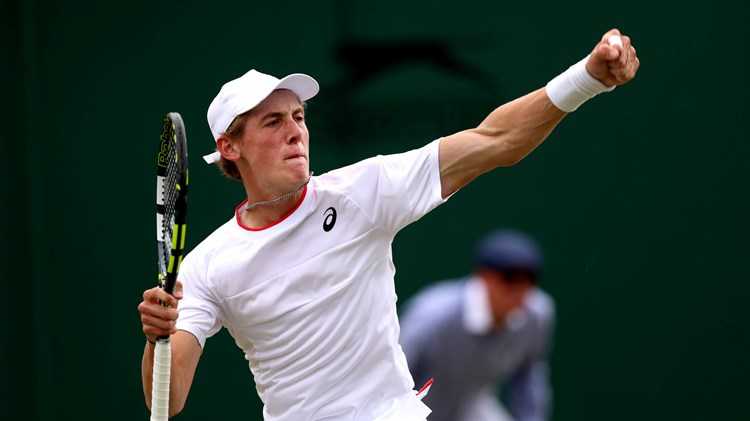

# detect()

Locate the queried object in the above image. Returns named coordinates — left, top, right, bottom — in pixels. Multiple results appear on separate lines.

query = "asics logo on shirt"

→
left=323, top=207, right=337, bottom=232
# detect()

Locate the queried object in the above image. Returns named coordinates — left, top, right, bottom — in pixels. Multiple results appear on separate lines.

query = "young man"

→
left=399, top=229, right=554, bottom=421
left=138, top=29, right=639, bottom=420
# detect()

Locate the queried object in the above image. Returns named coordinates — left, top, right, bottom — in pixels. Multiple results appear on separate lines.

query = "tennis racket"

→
left=152, top=112, right=189, bottom=421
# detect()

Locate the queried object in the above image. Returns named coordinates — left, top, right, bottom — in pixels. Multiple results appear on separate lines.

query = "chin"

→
left=290, top=166, right=310, bottom=183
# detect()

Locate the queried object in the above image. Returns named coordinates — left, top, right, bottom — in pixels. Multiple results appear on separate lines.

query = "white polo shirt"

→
left=176, top=139, right=446, bottom=420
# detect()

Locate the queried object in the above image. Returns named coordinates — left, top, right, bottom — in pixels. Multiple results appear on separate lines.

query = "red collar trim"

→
left=235, top=185, right=307, bottom=231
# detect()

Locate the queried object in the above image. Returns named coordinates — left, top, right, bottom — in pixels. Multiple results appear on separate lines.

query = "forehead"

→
left=249, top=89, right=302, bottom=117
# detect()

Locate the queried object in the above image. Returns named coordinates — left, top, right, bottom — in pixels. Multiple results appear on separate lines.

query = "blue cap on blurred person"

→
left=475, top=229, right=543, bottom=274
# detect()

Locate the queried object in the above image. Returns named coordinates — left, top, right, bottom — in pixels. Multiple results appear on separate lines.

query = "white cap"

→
left=203, top=69, right=320, bottom=164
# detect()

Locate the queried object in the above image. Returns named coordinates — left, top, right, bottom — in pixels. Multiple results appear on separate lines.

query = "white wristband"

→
left=546, top=55, right=615, bottom=112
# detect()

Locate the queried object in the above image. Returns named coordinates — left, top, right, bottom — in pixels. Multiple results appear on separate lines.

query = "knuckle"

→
left=162, top=306, right=177, bottom=321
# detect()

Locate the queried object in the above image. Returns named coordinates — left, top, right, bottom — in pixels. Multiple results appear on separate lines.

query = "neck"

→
left=239, top=172, right=312, bottom=229
left=245, top=171, right=312, bottom=211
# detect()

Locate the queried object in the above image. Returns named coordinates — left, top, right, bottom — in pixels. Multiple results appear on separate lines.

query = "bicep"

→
left=438, top=130, right=502, bottom=198
left=438, top=88, right=566, bottom=198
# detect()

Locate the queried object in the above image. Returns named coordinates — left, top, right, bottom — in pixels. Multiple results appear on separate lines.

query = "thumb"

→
left=594, top=40, right=620, bottom=62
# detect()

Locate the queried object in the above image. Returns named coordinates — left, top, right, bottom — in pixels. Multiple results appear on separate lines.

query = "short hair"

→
left=214, top=111, right=251, bottom=182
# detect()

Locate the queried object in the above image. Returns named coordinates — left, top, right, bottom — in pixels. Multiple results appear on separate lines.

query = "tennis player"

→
left=138, top=29, right=639, bottom=420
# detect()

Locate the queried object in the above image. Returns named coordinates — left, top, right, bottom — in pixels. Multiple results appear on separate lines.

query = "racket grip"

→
left=150, top=339, right=172, bottom=421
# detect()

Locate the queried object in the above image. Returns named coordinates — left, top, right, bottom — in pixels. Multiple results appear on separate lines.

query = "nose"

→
left=286, top=118, right=303, bottom=144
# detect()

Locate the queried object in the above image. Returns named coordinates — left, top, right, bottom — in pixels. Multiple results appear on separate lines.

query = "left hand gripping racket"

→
left=152, top=112, right=188, bottom=421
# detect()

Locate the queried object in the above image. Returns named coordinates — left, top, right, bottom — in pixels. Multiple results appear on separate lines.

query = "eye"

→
left=266, top=120, right=280, bottom=127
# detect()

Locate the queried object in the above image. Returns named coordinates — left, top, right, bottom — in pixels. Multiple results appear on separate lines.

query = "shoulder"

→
left=312, top=140, right=444, bottom=230
left=524, top=287, right=556, bottom=324
left=181, top=218, right=235, bottom=275
left=316, top=140, right=439, bottom=188
left=191, top=218, right=235, bottom=253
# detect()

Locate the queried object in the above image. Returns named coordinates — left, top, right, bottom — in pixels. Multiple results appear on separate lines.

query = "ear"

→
left=216, top=135, right=240, bottom=161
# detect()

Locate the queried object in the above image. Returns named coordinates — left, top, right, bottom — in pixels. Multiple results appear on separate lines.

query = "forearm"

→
left=439, top=29, right=638, bottom=198
left=141, top=333, right=200, bottom=417
left=475, top=87, right=566, bottom=166
left=142, top=341, right=187, bottom=417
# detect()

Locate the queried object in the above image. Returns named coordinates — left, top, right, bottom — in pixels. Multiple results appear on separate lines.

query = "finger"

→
left=141, top=313, right=177, bottom=332
left=606, top=39, right=631, bottom=68
left=621, top=35, right=632, bottom=49
left=611, top=43, right=639, bottom=82
left=142, top=319, right=178, bottom=338
left=618, top=36, right=634, bottom=66
left=613, top=59, right=638, bottom=83
left=138, top=299, right=179, bottom=321
left=139, top=302, right=179, bottom=336
left=626, top=56, right=641, bottom=80
left=173, top=280, right=184, bottom=300
left=595, top=39, right=620, bottom=61
left=600, top=29, right=622, bottom=59
left=145, top=285, right=179, bottom=308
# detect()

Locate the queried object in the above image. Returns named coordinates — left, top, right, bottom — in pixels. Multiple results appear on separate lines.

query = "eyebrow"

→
left=259, top=106, right=305, bottom=121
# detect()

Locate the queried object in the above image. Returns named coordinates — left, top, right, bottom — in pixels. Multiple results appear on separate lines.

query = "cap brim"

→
left=203, top=151, right=222, bottom=164
left=277, top=73, right=319, bottom=103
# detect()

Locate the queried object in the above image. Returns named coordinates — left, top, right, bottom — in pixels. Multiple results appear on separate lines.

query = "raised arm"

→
left=438, top=28, right=639, bottom=198
left=139, top=281, right=203, bottom=417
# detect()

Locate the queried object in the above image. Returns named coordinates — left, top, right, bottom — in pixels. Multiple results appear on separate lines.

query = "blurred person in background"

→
left=400, top=229, right=555, bottom=421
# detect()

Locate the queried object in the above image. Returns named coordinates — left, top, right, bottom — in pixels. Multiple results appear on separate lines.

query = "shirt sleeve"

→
left=175, top=250, right=223, bottom=348
left=332, top=138, right=447, bottom=234
left=376, top=138, right=445, bottom=231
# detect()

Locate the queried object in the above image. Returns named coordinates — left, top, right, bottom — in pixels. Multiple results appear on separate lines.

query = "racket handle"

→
left=150, top=339, right=172, bottom=421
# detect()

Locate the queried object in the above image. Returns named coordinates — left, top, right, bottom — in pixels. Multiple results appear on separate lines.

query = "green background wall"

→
left=3, top=0, right=747, bottom=420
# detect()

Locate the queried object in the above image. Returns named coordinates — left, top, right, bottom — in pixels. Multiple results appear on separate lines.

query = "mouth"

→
left=285, top=154, right=306, bottom=161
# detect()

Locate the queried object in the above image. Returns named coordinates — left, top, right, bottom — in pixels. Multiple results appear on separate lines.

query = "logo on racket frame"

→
left=157, top=118, right=174, bottom=168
